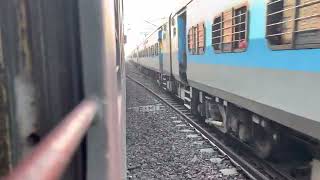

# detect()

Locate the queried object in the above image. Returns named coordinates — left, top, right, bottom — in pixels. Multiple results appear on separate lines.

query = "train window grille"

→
left=212, top=16, right=222, bottom=51
left=188, top=28, right=193, bottom=53
left=153, top=45, right=156, bottom=56
left=155, top=43, right=159, bottom=56
left=266, top=0, right=320, bottom=50
left=147, top=47, right=149, bottom=57
left=188, top=23, right=206, bottom=55
left=192, top=26, right=197, bottom=54
left=197, top=23, right=206, bottom=54
left=154, top=44, right=156, bottom=56
left=172, top=18, right=175, bottom=26
left=212, top=5, right=248, bottom=53
left=151, top=45, right=154, bottom=56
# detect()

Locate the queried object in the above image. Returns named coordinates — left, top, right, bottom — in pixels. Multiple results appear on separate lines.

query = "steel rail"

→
left=4, top=99, right=99, bottom=180
left=127, top=74, right=292, bottom=180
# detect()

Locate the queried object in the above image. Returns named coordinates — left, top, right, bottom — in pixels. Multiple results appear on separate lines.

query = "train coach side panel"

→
left=138, top=30, right=161, bottom=72
left=139, top=56, right=161, bottom=72
left=185, top=0, right=320, bottom=140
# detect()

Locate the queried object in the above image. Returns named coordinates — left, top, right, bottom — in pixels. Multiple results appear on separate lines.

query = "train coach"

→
left=133, top=0, right=320, bottom=164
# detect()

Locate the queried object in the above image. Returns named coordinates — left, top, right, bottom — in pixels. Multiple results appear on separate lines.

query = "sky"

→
left=123, top=0, right=190, bottom=55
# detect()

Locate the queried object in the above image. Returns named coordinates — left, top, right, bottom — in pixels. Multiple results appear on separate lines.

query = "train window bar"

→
left=212, top=4, right=248, bottom=53
left=212, top=12, right=247, bottom=25
left=267, top=27, right=320, bottom=37
left=266, top=0, right=320, bottom=50
left=212, top=21, right=246, bottom=33
left=267, top=13, right=320, bottom=27
left=267, top=0, right=320, bottom=17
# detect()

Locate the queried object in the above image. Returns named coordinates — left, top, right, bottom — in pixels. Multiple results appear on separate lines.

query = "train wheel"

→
left=191, top=89, right=199, bottom=116
left=254, top=131, right=274, bottom=159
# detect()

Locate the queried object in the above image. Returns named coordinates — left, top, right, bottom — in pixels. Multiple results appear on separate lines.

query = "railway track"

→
left=127, top=65, right=300, bottom=180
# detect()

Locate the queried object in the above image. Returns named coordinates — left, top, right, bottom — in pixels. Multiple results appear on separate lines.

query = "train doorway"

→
left=177, top=11, right=187, bottom=83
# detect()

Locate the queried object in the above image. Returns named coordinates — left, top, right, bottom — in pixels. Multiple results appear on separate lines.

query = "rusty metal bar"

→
left=4, top=99, right=98, bottom=180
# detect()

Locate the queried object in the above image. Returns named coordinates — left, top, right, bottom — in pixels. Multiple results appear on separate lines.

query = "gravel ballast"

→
left=126, top=63, right=248, bottom=180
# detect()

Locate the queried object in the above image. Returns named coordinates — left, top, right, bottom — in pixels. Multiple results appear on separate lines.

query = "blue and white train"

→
left=130, top=0, right=320, bottom=161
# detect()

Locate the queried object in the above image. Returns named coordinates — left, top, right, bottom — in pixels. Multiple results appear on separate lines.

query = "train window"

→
left=188, top=28, right=194, bottom=53
left=188, top=23, right=206, bottom=55
left=197, top=23, right=205, bottom=54
left=212, top=4, right=248, bottom=53
left=212, top=16, right=222, bottom=51
left=266, top=0, right=320, bottom=50
left=155, top=43, right=159, bottom=56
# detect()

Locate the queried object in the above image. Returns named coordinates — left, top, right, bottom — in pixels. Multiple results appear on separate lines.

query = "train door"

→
left=158, top=30, right=163, bottom=73
left=178, top=11, right=187, bottom=83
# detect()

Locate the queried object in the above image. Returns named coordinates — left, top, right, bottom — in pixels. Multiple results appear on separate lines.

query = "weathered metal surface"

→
left=3, top=99, right=98, bottom=180
left=78, top=0, right=126, bottom=179
left=0, top=28, right=12, bottom=176
left=0, top=0, right=85, bottom=178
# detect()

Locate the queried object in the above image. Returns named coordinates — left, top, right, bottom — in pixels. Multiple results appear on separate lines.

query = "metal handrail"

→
left=4, top=99, right=99, bottom=180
